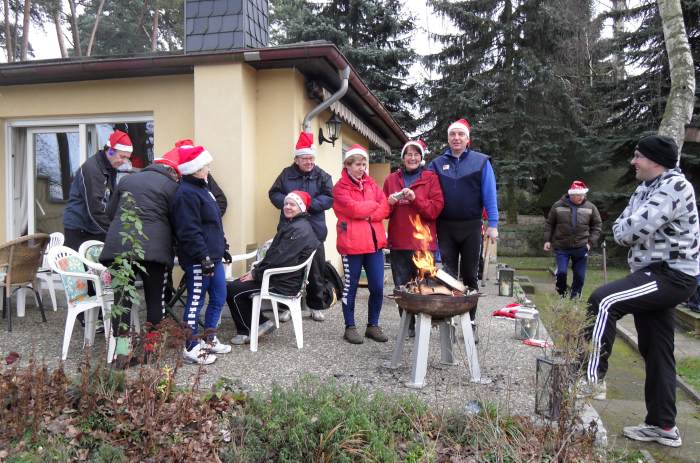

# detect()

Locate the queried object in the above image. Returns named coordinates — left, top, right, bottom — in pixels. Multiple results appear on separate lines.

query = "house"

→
left=0, top=1, right=407, bottom=268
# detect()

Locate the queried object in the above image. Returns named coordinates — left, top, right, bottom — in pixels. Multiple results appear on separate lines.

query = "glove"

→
left=223, top=250, right=232, bottom=263
left=201, top=256, right=215, bottom=276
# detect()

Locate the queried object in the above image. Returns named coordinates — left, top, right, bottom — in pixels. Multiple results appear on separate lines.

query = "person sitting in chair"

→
left=227, top=191, right=320, bottom=345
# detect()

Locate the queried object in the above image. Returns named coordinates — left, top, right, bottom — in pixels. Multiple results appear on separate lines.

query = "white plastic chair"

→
left=78, top=240, right=105, bottom=264
left=48, top=245, right=112, bottom=361
left=249, top=250, right=316, bottom=352
left=34, top=232, right=64, bottom=312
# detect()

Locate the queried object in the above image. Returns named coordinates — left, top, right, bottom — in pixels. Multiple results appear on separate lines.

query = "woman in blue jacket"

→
left=171, top=145, right=232, bottom=365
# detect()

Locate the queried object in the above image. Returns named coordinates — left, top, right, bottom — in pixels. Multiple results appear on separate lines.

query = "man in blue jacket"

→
left=428, top=118, right=499, bottom=331
left=268, top=132, right=334, bottom=321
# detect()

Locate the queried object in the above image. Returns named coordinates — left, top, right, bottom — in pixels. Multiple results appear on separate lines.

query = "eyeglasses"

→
left=297, top=156, right=315, bottom=162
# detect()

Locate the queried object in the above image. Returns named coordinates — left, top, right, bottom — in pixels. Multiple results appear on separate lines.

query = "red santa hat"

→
left=568, top=180, right=589, bottom=195
left=154, top=147, right=181, bottom=176
left=295, top=132, right=315, bottom=157
left=178, top=146, right=213, bottom=175
left=401, top=139, right=427, bottom=158
left=447, top=118, right=471, bottom=138
left=108, top=130, right=133, bottom=153
left=343, top=144, right=368, bottom=162
left=285, top=190, right=311, bottom=212
left=174, top=138, right=195, bottom=149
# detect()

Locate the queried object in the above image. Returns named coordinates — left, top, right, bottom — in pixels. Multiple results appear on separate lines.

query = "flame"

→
left=410, top=215, right=437, bottom=279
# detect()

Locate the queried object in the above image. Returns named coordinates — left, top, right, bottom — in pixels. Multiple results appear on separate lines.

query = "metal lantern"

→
left=514, top=312, right=539, bottom=340
left=498, top=267, right=515, bottom=296
left=535, top=356, right=573, bottom=419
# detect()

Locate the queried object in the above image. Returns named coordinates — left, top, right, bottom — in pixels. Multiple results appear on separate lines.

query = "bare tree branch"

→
left=86, top=0, right=107, bottom=57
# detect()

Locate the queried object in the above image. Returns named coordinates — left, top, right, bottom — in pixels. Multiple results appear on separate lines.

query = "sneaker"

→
left=259, top=320, right=276, bottom=337
left=201, top=336, right=232, bottom=354
left=278, top=310, right=292, bottom=322
left=182, top=344, right=216, bottom=365
left=623, top=423, right=682, bottom=448
left=344, top=326, right=364, bottom=344
left=365, top=325, right=388, bottom=342
left=231, top=334, right=250, bottom=345
left=311, top=309, right=325, bottom=322
left=576, top=379, right=607, bottom=400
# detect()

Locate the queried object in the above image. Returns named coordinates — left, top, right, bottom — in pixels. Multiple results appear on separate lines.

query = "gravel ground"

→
left=1, top=268, right=550, bottom=414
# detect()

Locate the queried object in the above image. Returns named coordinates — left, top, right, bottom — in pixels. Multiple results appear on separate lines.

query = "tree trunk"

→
left=656, top=0, right=696, bottom=154
left=611, top=0, right=627, bottom=81
left=506, top=177, right=518, bottom=225
left=52, top=2, right=67, bottom=58
left=150, top=6, right=159, bottom=51
left=86, top=0, right=107, bottom=57
left=67, top=0, right=81, bottom=56
left=3, top=0, right=13, bottom=62
left=20, top=0, right=30, bottom=60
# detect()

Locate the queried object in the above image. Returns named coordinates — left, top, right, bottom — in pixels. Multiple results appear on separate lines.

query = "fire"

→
left=410, top=215, right=437, bottom=279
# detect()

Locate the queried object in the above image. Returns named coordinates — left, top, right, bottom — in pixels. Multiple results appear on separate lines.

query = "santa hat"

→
left=401, top=139, right=427, bottom=158
left=174, top=138, right=195, bottom=149
left=568, top=180, right=589, bottom=195
left=343, top=144, right=368, bottom=162
left=178, top=146, right=213, bottom=175
left=295, top=132, right=315, bottom=157
left=447, top=118, right=471, bottom=138
left=285, top=190, right=311, bottom=212
left=108, top=130, right=133, bottom=153
left=154, top=147, right=181, bottom=176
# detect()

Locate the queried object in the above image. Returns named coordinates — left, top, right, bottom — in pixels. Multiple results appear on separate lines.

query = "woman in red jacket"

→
left=333, top=144, right=390, bottom=344
left=383, top=140, right=444, bottom=337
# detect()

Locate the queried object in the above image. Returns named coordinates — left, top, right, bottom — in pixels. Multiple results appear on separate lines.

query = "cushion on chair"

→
left=85, top=245, right=103, bottom=264
left=56, top=255, right=90, bottom=304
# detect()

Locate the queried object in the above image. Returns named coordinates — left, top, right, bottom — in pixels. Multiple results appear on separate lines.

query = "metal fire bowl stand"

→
left=389, top=290, right=488, bottom=388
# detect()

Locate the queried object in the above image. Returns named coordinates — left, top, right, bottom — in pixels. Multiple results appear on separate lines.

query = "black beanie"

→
left=635, top=135, right=678, bottom=169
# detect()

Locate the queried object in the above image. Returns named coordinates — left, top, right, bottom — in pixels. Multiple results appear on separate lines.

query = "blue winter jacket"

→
left=428, top=148, right=499, bottom=227
left=171, top=176, right=226, bottom=267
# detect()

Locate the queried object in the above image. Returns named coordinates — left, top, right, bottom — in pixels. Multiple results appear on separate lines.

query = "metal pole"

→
left=602, top=240, right=608, bottom=284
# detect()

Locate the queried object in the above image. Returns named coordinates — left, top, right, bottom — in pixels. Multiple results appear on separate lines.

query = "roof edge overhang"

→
left=0, top=43, right=407, bottom=147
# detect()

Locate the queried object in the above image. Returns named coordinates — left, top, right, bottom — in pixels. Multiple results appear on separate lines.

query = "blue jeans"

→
left=341, top=251, right=385, bottom=327
left=182, top=261, right=226, bottom=349
left=555, top=246, right=588, bottom=298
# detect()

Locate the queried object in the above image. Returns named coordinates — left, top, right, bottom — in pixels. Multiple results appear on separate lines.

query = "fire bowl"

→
left=393, top=289, right=478, bottom=319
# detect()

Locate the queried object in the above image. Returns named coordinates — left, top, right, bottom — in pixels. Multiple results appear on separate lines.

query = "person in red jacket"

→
left=333, top=144, right=390, bottom=344
left=383, top=140, right=444, bottom=337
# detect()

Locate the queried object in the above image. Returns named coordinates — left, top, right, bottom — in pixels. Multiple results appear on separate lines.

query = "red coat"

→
left=383, top=168, right=444, bottom=251
left=333, top=169, right=390, bottom=255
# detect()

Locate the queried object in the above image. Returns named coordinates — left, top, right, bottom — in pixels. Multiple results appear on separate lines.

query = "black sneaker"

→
left=623, top=423, right=682, bottom=447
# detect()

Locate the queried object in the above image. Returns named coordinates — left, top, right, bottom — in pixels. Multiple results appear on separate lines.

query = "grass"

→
left=677, top=357, right=700, bottom=392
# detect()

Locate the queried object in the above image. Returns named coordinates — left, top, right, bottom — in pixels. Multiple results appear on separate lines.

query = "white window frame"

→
left=4, top=114, right=153, bottom=238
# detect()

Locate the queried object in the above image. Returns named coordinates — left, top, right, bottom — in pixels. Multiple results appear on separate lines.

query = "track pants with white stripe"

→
left=182, top=261, right=226, bottom=349
left=585, top=261, right=695, bottom=428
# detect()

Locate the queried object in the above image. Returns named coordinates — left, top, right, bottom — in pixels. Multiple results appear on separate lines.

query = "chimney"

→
left=185, top=0, right=269, bottom=52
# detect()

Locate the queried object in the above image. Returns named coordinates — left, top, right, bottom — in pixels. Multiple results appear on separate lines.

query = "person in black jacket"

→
left=99, top=148, right=181, bottom=366
left=171, top=145, right=231, bottom=365
left=228, top=191, right=320, bottom=345
left=268, top=132, right=333, bottom=322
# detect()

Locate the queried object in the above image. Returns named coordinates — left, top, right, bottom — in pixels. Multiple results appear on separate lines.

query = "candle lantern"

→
left=514, top=311, right=539, bottom=340
left=535, top=356, right=577, bottom=419
left=498, top=267, right=515, bottom=296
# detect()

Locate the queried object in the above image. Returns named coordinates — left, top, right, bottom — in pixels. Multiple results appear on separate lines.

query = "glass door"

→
left=26, top=127, right=80, bottom=234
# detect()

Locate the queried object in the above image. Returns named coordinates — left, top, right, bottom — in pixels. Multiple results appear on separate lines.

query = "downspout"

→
left=302, top=66, right=350, bottom=132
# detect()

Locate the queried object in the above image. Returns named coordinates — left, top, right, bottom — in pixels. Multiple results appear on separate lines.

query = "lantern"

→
left=498, top=267, right=515, bottom=296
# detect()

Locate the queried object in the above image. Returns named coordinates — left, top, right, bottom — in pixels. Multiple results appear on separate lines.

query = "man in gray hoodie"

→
left=582, top=135, right=698, bottom=448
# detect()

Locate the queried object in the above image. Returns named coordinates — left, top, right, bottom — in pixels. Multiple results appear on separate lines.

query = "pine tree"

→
left=270, top=0, right=419, bottom=133
left=424, top=0, right=601, bottom=223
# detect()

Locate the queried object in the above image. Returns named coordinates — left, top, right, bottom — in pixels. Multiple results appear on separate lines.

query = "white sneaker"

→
left=278, top=310, right=292, bottom=322
left=182, top=343, right=217, bottom=365
left=231, top=334, right=250, bottom=345
left=623, top=423, right=682, bottom=447
left=259, top=320, right=276, bottom=336
left=201, top=336, right=232, bottom=354
left=311, top=309, right=325, bottom=321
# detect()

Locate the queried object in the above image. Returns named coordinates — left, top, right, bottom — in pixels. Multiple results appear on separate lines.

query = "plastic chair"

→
left=47, top=246, right=112, bottom=361
left=35, top=232, right=65, bottom=312
left=249, top=250, right=316, bottom=352
left=79, top=240, right=105, bottom=264
left=0, top=234, right=50, bottom=331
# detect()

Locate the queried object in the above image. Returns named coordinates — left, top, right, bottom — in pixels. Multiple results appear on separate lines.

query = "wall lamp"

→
left=319, top=113, right=342, bottom=146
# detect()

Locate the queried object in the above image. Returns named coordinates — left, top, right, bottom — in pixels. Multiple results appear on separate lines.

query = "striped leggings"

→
left=182, top=261, right=226, bottom=349
left=585, top=262, right=695, bottom=428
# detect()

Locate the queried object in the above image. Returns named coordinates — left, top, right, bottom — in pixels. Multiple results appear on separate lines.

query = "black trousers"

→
left=585, top=262, right=695, bottom=428
left=226, top=279, right=270, bottom=336
left=436, top=218, right=482, bottom=320
left=64, top=228, right=106, bottom=323
left=305, top=243, right=326, bottom=311
left=390, top=249, right=417, bottom=330
left=111, top=261, right=168, bottom=336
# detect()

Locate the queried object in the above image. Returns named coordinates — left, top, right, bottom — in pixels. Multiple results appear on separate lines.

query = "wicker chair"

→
left=0, top=233, right=51, bottom=331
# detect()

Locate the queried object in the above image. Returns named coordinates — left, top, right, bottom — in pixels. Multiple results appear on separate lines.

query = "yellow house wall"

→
left=0, top=75, right=194, bottom=242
